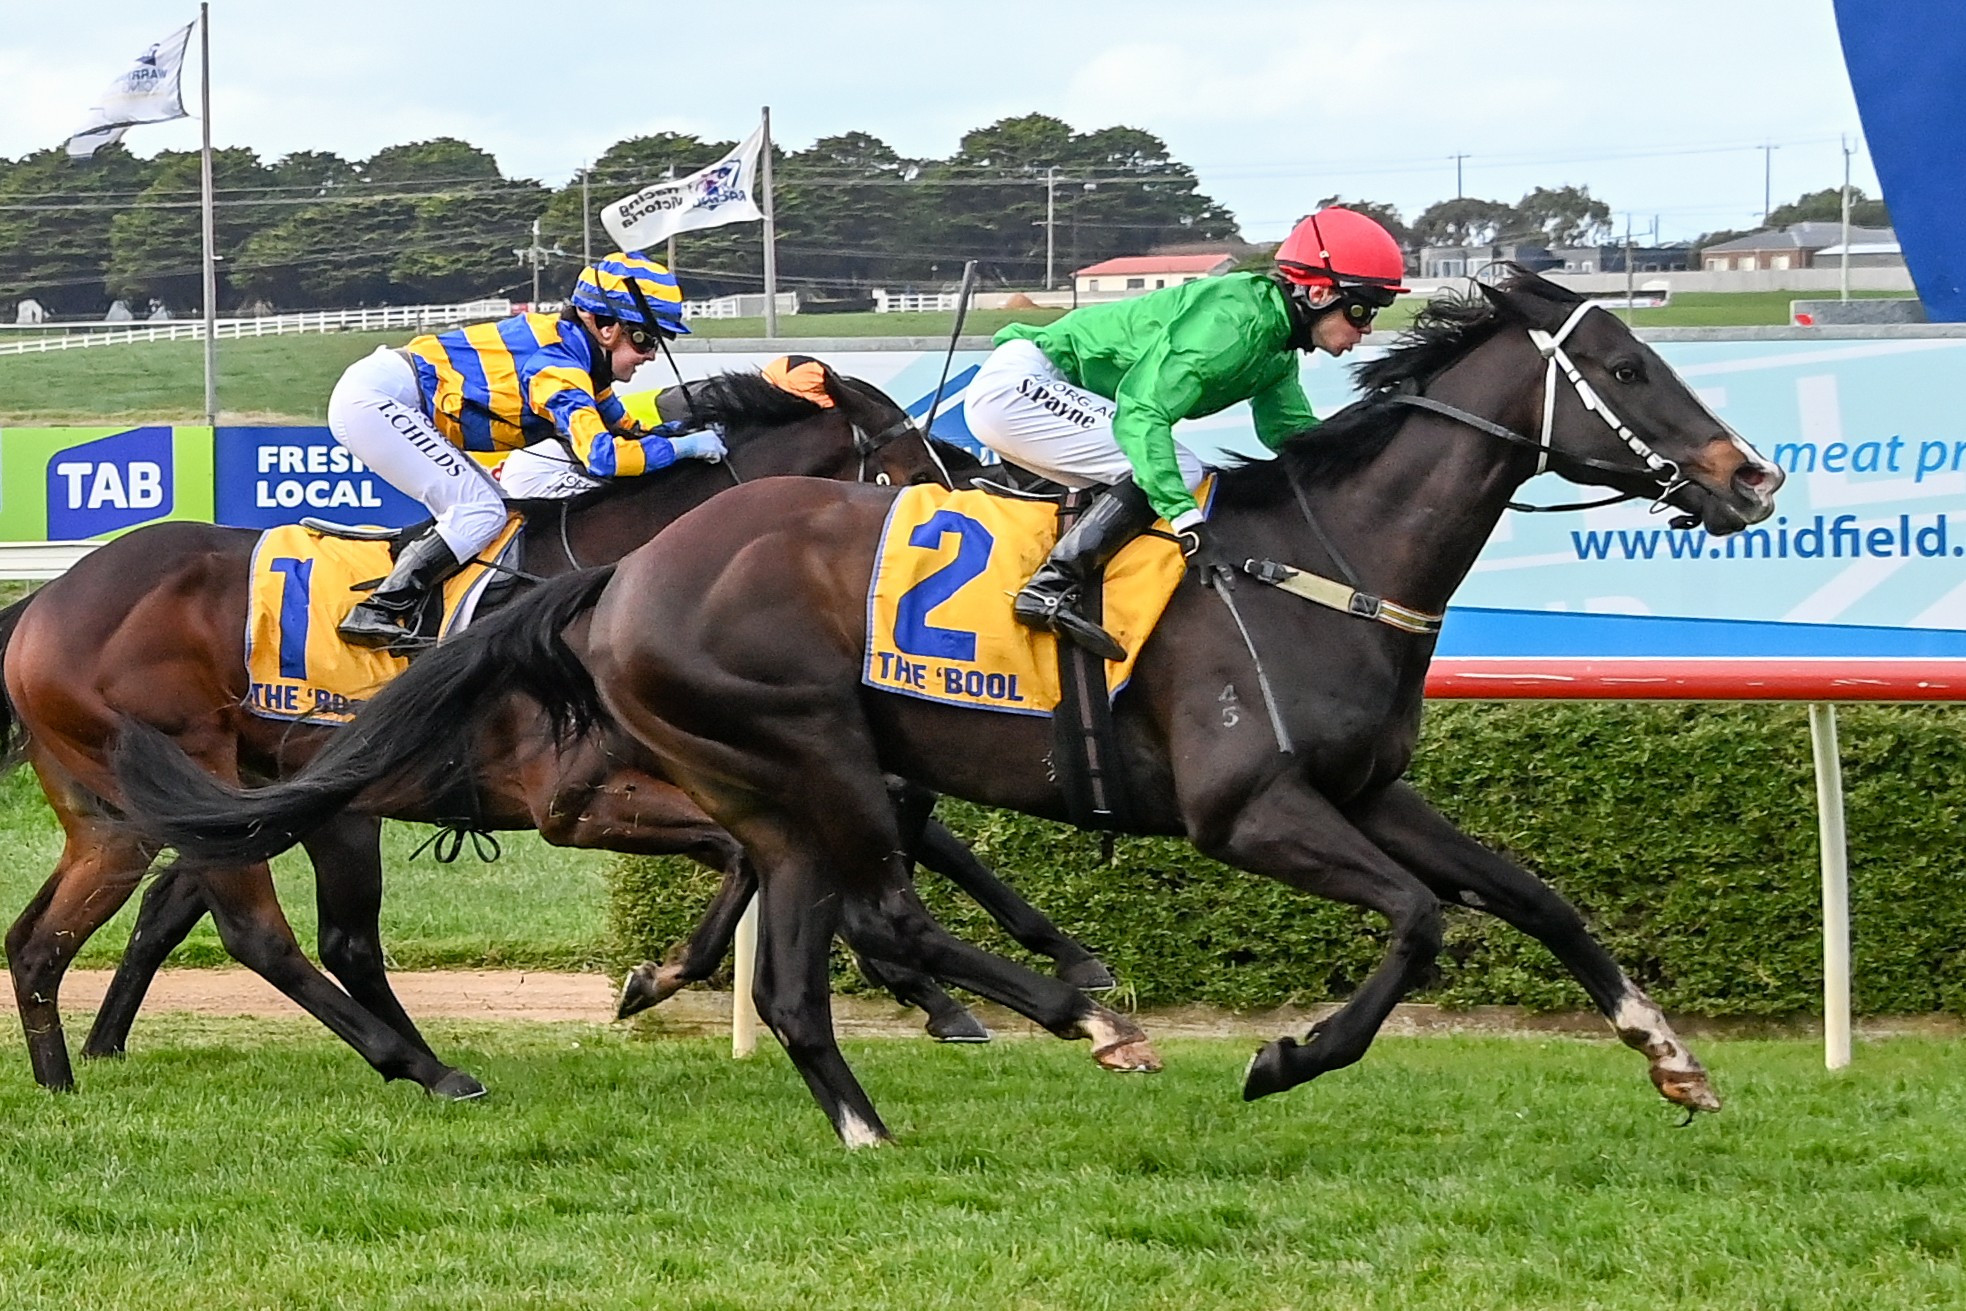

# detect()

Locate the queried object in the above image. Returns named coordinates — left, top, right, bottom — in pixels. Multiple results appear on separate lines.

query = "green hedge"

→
left=608, top=703, right=1966, bottom=1016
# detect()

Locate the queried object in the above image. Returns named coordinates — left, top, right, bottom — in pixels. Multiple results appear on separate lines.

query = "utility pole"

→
left=665, top=167, right=677, bottom=276
left=530, top=219, right=542, bottom=304
left=1450, top=152, right=1469, bottom=199
left=1045, top=166, right=1058, bottom=291
left=580, top=165, right=591, bottom=267
left=761, top=106, right=778, bottom=338
left=1623, top=213, right=1635, bottom=325
left=1761, top=143, right=1778, bottom=225
left=1840, top=135, right=1853, bottom=301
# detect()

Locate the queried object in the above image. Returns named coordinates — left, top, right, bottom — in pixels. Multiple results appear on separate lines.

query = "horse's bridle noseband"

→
left=1387, top=302, right=1691, bottom=517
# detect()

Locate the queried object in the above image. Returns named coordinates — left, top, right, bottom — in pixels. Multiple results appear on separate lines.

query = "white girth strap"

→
left=1526, top=302, right=1673, bottom=480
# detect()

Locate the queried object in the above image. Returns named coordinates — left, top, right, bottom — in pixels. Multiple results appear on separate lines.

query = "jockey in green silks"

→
left=964, top=206, right=1408, bottom=661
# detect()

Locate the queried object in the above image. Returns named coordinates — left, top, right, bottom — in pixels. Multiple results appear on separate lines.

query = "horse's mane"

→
left=1215, top=266, right=1583, bottom=506
left=504, top=367, right=912, bottom=518
left=679, top=370, right=825, bottom=428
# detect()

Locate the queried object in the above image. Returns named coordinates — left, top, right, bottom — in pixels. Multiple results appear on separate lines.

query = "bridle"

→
left=1386, top=301, right=1693, bottom=516
left=1239, top=302, right=1707, bottom=638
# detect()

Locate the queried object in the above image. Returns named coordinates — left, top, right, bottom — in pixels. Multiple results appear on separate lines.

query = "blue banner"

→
left=1836, top=2, right=1966, bottom=321
left=212, top=426, right=422, bottom=529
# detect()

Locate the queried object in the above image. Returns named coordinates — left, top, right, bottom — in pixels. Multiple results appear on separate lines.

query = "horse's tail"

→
left=112, top=565, right=617, bottom=864
left=0, top=592, right=39, bottom=770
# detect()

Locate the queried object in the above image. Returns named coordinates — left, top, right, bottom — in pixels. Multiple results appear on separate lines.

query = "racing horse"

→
left=113, top=270, right=1783, bottom=1143
left=4, top=366, right=1102, bottom=1096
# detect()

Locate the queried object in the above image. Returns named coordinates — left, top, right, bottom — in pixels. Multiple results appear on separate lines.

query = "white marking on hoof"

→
left=838, top=1110, right=887, bottom=1149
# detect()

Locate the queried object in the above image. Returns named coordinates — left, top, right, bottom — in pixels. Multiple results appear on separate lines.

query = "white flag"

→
left=65, top=21, right=195, bottom=159
left=602, top=125, right=766, bottom=249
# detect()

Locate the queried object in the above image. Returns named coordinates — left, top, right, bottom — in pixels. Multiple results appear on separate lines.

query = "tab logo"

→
left=46, top=426, right=175, bottom=538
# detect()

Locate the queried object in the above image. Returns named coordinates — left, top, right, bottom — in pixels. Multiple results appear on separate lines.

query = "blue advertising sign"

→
left=45, top=425, right=176, bottom=538
left=212, top=426, right=422, bottom=529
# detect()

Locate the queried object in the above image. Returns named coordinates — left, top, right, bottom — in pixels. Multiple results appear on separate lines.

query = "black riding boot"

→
left=336, top=528, right=464, bottom=649
left=1013, top=480, right=1158, bottom=662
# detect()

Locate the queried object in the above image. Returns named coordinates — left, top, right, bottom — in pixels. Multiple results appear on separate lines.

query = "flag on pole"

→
left=602, top=125, right=766, bottom=249
left=64, top=21, right=195, bottom=159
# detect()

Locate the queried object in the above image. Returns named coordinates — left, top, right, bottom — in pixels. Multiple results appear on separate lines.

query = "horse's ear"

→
left=1477, top=280, right=1521, bottom=321
left=818, top=365, right=850, bottom=411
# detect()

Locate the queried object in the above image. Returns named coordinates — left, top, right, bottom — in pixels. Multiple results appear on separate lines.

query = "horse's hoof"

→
left=1653, top=1066, right=1722, bottom=1115
left=1092, top=1037, right=1161, bottom=1073
left=431, top=1070, right=487, bottom=1101
left=925, top=1010, right=992, bottom=1043
left=1057, top=958, right=1118, bottom=992
left=1242, top=1037, right=1298, bottom=1101
left=615, top=962, right=685, bottom=1019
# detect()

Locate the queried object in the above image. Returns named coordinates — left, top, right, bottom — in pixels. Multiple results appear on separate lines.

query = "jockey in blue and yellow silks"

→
left=327, top=251, right=726, bottom=649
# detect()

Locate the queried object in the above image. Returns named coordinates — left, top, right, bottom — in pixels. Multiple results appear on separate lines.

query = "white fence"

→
left=872, top=290, right=962, bottom=313
left=0, top=542, right=101, bottom=579
left=681, top=292, right=800, bottom=320
left=0, top=300, right=513, bottom=356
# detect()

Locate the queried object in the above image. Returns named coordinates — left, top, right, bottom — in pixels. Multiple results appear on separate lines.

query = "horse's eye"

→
left=1612, top=363, right=1640, bottom=384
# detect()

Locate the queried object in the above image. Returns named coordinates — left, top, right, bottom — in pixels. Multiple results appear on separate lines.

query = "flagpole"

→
left=198, top=2, right=217, bottom=426
left=760, top=105, right=777, bottom=339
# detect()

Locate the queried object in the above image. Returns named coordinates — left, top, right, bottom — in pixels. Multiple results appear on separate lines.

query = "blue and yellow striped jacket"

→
left=403, top=312, right=656, bottom=477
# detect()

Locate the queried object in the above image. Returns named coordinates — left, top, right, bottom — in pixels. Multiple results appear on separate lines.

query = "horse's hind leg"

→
left=1351, top=780, right=1718, bottom=1114
left=616, top=852, right=753, bottom=1020
left=912, top=817, right=1116, bottom=991
left=188, top=859, right=483, bottom=1098
left=1198, top=776, right=1444, bottom=1102
left=849, top=946, right=991, bottom=1043
left=7, top=818, right=156, bottom=1089
left=303, top=811, right=439, bottom=1057
left=82, top=863, right=208, bottom=1059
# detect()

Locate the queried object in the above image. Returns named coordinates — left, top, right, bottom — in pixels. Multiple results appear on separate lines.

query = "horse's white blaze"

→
left=838, top=1110, right=885, bottom=1149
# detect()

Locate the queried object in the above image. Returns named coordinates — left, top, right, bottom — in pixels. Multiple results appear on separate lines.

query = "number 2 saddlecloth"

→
left=862, top=485, right=1194, bottom=717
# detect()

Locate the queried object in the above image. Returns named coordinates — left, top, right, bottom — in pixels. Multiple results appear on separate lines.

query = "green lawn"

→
left=0, top=1025, right=1960, bottom=1309
left=0, top=768, right=612, bottom=972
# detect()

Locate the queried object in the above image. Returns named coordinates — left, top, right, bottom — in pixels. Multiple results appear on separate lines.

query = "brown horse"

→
left=113, top=271, right=1784, bottom=1144
left=6, top=367, right=1099, bottom=1096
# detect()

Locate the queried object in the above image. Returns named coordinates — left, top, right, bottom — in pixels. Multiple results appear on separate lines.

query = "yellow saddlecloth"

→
left=244, top=516, right=522, bottom=724
left=863, top=484, right=1202, bottom=716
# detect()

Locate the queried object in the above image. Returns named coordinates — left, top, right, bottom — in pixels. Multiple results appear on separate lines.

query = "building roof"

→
left=1704, top=223, right=1896, bottom=253
left=1074, top=253, right=1235, bottom=278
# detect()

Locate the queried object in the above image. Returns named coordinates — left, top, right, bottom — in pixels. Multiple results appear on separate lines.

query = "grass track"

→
left=0, top=769, right=611, bottom=972
left=0, top=1024, right=1961, bottom=1309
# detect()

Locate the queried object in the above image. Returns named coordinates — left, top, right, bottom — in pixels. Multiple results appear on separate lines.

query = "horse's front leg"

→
left=1196, top=774, right=1444, bottom=1101
left=1349, top=780, right=1719, bottom=1115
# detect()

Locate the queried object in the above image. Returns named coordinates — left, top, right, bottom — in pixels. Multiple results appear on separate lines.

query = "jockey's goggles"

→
left=619, top=275, right=680, bottom=351
left=1332, top=284, right=1397, bottom=328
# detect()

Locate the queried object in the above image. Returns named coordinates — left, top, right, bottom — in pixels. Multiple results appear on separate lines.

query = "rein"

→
left=1240, top=305, right=1695, bottom=635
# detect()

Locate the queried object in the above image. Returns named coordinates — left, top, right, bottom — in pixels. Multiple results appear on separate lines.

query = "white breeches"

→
left=963, top=339, right=1209, bottom=494
left=326, top=345, right=509, bottom=558
left=494, top=442, right=603, bottom=500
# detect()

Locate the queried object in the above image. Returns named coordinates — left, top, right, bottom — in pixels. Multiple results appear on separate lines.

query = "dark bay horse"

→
left=113, top=272, right=1784, bottom=1144
left=5, top=367, right=1099, bottom=1096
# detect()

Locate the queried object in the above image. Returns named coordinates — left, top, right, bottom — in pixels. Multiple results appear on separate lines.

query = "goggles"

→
left=1333, top=284, right=1398, bottom=328
left=619, top=276, right=678, bottom=351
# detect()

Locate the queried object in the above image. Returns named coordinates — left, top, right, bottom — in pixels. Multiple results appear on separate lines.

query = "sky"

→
left=0, top=0, right=1881, bottom=245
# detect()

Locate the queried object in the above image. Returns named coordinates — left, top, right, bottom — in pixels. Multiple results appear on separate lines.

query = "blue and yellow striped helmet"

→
left=569, top=250, right=690, bottom=338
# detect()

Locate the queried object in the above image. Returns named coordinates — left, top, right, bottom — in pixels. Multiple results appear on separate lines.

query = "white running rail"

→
left=0, top=300, right=513, bottom=356
left=0, top=542, right=102, bottom=579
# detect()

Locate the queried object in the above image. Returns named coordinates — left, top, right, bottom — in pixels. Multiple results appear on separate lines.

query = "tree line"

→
left=0, top=110, right=1892, bottom=317
left=0, top=114, right=1236, bottom=316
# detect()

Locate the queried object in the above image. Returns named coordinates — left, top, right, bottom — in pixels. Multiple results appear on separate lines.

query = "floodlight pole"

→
left=761, top=105, right=778, bottom=338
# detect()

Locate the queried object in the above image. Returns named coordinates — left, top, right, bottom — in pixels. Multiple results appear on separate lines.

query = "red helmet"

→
left=1275, top=208, right=1408, bottom=292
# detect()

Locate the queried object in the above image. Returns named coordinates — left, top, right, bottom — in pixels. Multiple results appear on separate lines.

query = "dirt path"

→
left=61, top=970, right=1966, bottom=1040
